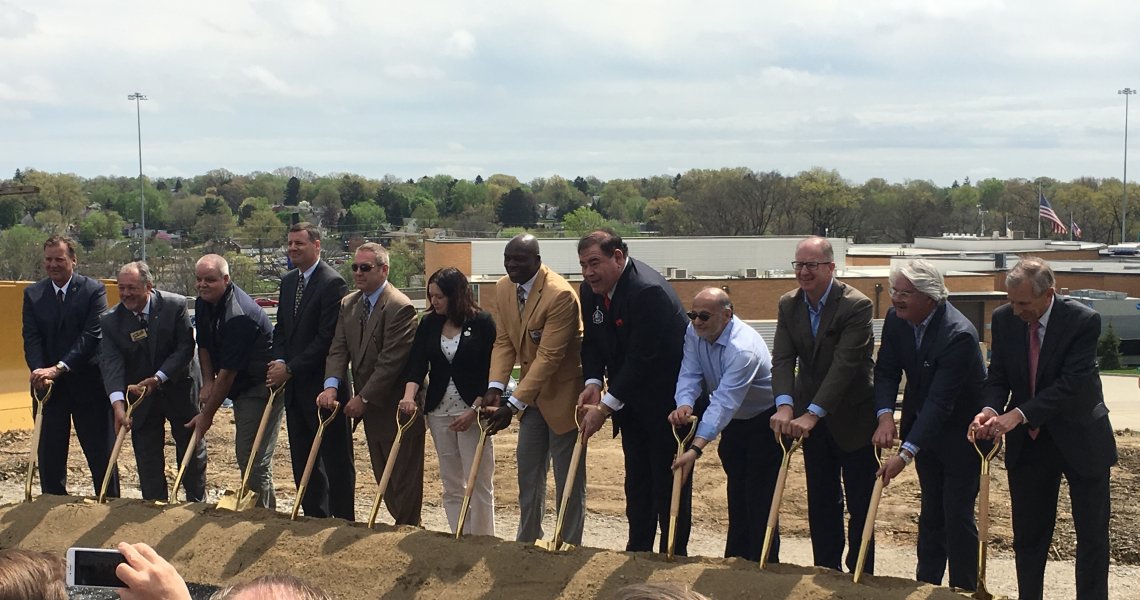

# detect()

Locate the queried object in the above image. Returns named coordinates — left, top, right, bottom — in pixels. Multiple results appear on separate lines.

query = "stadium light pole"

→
left=1120, top=88, right=1135, bottom=244
left=128, top=92, right=148, bottom=261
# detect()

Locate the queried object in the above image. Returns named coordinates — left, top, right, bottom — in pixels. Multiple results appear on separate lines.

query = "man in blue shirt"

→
left=670, top=287, right=779, bottom=561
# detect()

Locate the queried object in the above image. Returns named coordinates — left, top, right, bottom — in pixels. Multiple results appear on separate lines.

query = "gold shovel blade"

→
left=216, top=489, right=259, bottom=512
left=533, top=538, right=576, bottom=552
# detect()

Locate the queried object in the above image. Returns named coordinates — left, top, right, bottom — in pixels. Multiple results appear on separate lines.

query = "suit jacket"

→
left=489, top=265, right=583, bottom=435
left=982, top=297, right=1117, bottom=477
left=274, top=260, right=349, bottom=408
left=771, top=279, right=877, bottom=453
left=873, top=302, right=986, bottom=453
left=23, top=274, right=107, bottom=390
left=580, top=257, right=688, bottom=431
left=324, top=283, right=418, bottom=409
left=100, top=290, right=198, bottom=427
left=403, top=311, right=495, bottom=413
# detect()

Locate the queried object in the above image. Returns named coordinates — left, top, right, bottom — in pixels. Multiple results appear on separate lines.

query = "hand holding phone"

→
left=112, top=542, right=192, bottom=600
left=66, top=547, right=126, bottom=588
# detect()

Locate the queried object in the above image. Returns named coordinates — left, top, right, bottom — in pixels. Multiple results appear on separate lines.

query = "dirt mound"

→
left=0, top=496, right=965, bottom=600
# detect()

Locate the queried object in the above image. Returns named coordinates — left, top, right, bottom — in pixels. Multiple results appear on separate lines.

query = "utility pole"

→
left=128, top=92, right=148, bottom=261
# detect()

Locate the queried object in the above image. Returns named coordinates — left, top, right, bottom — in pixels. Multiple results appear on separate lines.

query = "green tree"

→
left=0, top=197, right=24, bottom=229
left=561, top=206, right=612, bottom=237
left=411, top=199, right=440, bottom=227
left=497, top=188, right=537, bottom=227
left=284, top=176, right=301, bottom=206
left=343, top=201, right=387, bottom=234
left=313, top=185, right=343, bottom=227
left=386, top=238, right=424, bottom=288
left=1097, top=324, right=1123, bottom=370
left=643, top=196, right=692, bottom=235
left=240, top=206, right=287, bottom=271
left=0, top=225, right=48, bottom=280
left=22, top=170, right=87, bottom=231
left=78, top=210, right=127, bottom=248
left=597, top=180, right=646, bottom=222
left=168, top=195, right=206, bottom=233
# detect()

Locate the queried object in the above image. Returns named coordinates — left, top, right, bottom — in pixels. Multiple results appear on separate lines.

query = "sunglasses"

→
left=686, top=311, right=713, bottom=322
left=350, top=263, right=375, bottom=272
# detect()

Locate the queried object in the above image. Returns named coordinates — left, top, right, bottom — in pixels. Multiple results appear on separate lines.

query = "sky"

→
left=2, top=0, right=1140, bottom=186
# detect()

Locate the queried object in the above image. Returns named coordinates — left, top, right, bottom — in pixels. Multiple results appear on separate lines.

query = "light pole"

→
left=1120, top=88, right=1135, bottom=244
left=128, top=92, right=147, bottom=261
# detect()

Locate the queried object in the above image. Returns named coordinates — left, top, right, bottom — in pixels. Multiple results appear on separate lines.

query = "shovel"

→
left=217, top=384, right=283, bottom=511
left=535, top=408, right=586, bottom=552
left=97, top=386, right=148, bottom=503
left=759, top=434, right=804, bottom=568
left=454, top=409, right=492, bottom=539
left=291, top=402, right=341, bottom=521
left=971, top=430, right=1004, bottom=600
left=166, top=428, right=201, bottom=504
left=24, top=381, right=54, bottom=503
left=666, top=415, right=698, bottom=561
left=853, top=446, right=887, bottom=584
left=367, top=406, right=419, bottom=528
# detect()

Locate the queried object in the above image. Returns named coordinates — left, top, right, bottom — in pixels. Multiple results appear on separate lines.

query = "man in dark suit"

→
left=872, top=259, right=986, bottom=591
left=318, top=242, right=423, bottom=526
left=22, top=235, right=118, bottom=497
left=576, top=229, right=690, bottom=555
left=100, top=261, right=206, bottom=502
left=268, top=222, right=354, bottom=520
left=770, top=236, right=878, bottom=573
left=973, top=257, right=1116, bottom=600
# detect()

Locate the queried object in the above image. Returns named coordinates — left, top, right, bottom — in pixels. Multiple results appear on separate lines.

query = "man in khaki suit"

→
left=485, top=234, right=586, bottom=545
left=317, top=242, right=423, bottom=526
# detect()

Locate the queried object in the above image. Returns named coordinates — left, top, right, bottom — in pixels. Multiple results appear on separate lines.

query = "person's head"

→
left=195, top=254, right=231, bottom=305
left=793, top=236, right=836, bottom=302
left=612, top=582, right=711, bottom=600
left=42, top=235, right=78, bottom=287
left=1005, top=256, right=1056, bottom=324
left=428, top=267, right=479, bottom=324
left=504, top=233, right=542, bottom=285
left=578, top=229, right=628, bottom=296
left=688, top=287, right=734, bottom=343
left=352, top=242, right=390, bottom=295
left=209, top=573, right=331, bottom=600
left=117, top=261, right=155, bottom=314
left=287, top=222, right=322, bottom=272
left=0, top=548, right=67, bottom=600
left=888, top=258, right=947, bottom=326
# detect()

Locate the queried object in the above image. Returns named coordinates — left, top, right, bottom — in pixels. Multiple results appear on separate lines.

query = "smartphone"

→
left=66, top=547, right=127, bottom=588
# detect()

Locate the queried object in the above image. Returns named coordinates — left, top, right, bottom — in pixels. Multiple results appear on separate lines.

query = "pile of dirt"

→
left=0, top=496, right=964, bottom=599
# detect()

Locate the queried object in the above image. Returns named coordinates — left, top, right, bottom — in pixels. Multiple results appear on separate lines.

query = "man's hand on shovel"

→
left=576, top=384, right=607, bottom=442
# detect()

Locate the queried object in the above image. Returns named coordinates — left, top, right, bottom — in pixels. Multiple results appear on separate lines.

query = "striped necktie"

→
left=293, top=272, right=305, bottom=320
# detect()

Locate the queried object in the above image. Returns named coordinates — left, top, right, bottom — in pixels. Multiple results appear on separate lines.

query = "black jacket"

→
left=403, top=310, right=496, bottom=413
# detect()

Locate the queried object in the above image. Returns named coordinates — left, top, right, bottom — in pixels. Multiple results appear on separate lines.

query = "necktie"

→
left=293, top=272, right=305, bottom=320
left=603, top=295, right=611, bottom=311
left=1027, top=320, right=1041, bottom=440
left=360, top=297, right=372, bottom=341
left=516, top=285, right=526, bottom=316
left=57, top=289, right=64, bottom=305
left=137, top=312, right=148, bottom=329
left=914, top=323, right=925, bottom=349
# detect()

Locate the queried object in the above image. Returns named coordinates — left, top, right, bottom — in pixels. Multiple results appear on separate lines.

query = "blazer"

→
left=489, top=265, right=583, bottom=435
left=771, top=279, right=877, bottom=453
left=982, top=297, right=1117, bottom=477
left=580, top=257, right=688, bottom=430
left=23, top=274, right=107, bottom=387
left=100, top=290, right=198, bottom=426
left=403, top=311, right=495, bottom=414
left=324, top=283, right=418, bottom=408
left=873, top=302, right=986, bottom=453
left=273, top=260, right=349, bottom=408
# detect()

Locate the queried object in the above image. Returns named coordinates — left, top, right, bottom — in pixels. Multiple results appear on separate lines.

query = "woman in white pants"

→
left=400, top=267, right=496, bottom=536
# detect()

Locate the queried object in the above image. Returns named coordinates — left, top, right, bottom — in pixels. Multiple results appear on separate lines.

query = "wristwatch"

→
left=55, top=361, right=69, bottom=373
left=899, top=449, right=915, bottom=465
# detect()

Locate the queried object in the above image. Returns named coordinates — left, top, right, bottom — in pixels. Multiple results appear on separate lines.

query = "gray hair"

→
left=889, top=258, right=948, bottom=303
left=209, top=574, right=331, bottom=600
left=1006, top=256, right=1055, bottom=295
left=796, top=236, right=834, bottom=261
left=696, top=287, right=733, bottom=310
left=119, top=261, right=153, bottom=285
left=195, top=254, right=230, bottom=277
left=356, top=242, right=389, bottom=266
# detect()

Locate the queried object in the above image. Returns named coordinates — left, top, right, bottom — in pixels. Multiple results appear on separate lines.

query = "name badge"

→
left=592, top=306, right=604, bottom=325
left=130, top=329, right=148, bottom=342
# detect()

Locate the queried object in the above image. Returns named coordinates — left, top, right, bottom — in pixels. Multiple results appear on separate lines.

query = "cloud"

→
left=443, top=29, right=476, bottom=59
left=242, top=65, right=314, bottom=97
left=0, top=1, right=35, bottom=39
left=382, top=64, right=444, bottom=81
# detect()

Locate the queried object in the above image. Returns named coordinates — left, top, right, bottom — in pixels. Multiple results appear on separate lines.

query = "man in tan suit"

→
left=485, top=234, right=586, bottom=545
left=317, top=242, right=423, bottom=525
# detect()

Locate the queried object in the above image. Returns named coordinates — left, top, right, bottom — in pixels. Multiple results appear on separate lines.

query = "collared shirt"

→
left=983, top=295, right=1056, bottom=424
left=775, top=278, right=835, bottom=417
left=195, top=283, right=274, bottom=397
left=489, top=271, right=540, bottom=412
left=52, top=276, right=73, bottom=302
left=876, top=305, right=940, bottom=456
left=675, top=316, right=774, bottom=441
left=275, top=262, right=322, bottom=367
left=589, top=257, right=632, bottom=413
left=108, top=293, right=169, bottom=404
left=324, top=281, right=389, bottom=391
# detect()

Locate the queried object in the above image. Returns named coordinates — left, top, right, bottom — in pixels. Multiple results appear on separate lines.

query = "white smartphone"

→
left=66, top=547, right=127, bottom=588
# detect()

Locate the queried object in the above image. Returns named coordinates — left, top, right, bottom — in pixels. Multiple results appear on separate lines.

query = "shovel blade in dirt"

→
left=217, top=488, right=259, bottom=511
left=217, top=385, right=282, bottom=512
left=535, top=421, right=585, bottom=553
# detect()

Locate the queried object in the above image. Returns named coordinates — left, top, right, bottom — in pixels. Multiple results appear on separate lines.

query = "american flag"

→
left=1039, top=193, right=1067, bottom=235
left=1071, top=219, right=1083, bottom=239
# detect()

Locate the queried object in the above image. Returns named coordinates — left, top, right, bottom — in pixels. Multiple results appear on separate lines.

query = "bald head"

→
left=504, top=234, right=542, bottom=285
left=694, top=287, right=732, bottom=310
left=689, top=287, right=734, bottom=343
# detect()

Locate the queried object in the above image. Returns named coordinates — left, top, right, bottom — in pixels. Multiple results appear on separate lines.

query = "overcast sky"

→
left=3, top=1, right=1140, bottom=186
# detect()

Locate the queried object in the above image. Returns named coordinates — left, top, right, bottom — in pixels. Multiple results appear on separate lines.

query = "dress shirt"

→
left=489, top=270, right=538, bottom=412
left=876, top=308, right=937, bottom=455
left=775, top=278, right=835, bottom=418
left=983, top=295, right=1055, bottom=424
left=324, top=281, right=388, bottom=391
left=108, top=294, right=169, bottom=404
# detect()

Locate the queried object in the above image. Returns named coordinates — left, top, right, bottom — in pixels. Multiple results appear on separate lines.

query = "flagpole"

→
left=1037, top=186, right=1042, bottom=239
left=1070, top=210, right=1074, bottom=241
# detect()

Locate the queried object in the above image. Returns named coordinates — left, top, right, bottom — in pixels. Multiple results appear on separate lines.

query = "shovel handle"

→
left=455, top=417, right=490, bottom=539
left=854, top=446, right=887, bottom=583
left=235, top=384, right=284, bottom=500
left=24, top=382, right=54, bottom=503
left=170, top=429, right=201, bottom=502
left=292, top=403, right=341, bottom=520
left=368, top=406, right=418, bottom=528
left=548, top=433, right=584, bottom=550
left=759, top=435, right=803, bottom=568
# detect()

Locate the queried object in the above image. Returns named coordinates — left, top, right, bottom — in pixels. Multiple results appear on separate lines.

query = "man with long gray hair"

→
left=871, top=258, right=986, bottom=591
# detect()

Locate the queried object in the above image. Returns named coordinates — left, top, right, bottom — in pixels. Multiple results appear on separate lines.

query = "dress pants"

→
left=802, top=417, right=878, bottom=573
left=914, top=441, right=980, bottom=590
left=1007, top=427, right=1110, bottom=600
left=621, top=414, right=691, bottom=555
left=363, top=401, right=425, bottom=526
left=427, top=412, right=495, bottom=536
left=131, top=399, right=207, bottom=502
left=286, top=400, right=356, bottom=520
left=515, top=405, right=587, bottom=545
left=232, top=386, right=284, bottom=509
left=35, top=382, right=119, bottom=498
left=718, top=408, right=783, bottom=561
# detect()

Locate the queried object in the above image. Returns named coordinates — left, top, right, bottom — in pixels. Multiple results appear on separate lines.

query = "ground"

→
left=0, top=411, right=1138, bottom=599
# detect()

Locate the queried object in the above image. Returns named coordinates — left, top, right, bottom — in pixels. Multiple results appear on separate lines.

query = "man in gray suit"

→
left=100, top=261, right=206, bottom=502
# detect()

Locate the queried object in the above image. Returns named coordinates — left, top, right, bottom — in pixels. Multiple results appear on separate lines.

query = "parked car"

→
left=254, top=297, right=279, bottom=307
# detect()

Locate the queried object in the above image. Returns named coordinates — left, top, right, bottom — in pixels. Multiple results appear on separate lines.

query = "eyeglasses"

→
left=888, top=287, right=918, bottom=299
left=686, top=311, right=712, bottom=322
left=350, top=263, right=375, bottom=272
left=791, top=261, right=832, bottom=271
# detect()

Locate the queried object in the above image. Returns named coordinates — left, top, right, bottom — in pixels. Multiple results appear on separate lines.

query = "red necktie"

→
left=603, top=295, right=611, bottom=311
left=1027, top=320, right=1040, bottom=440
